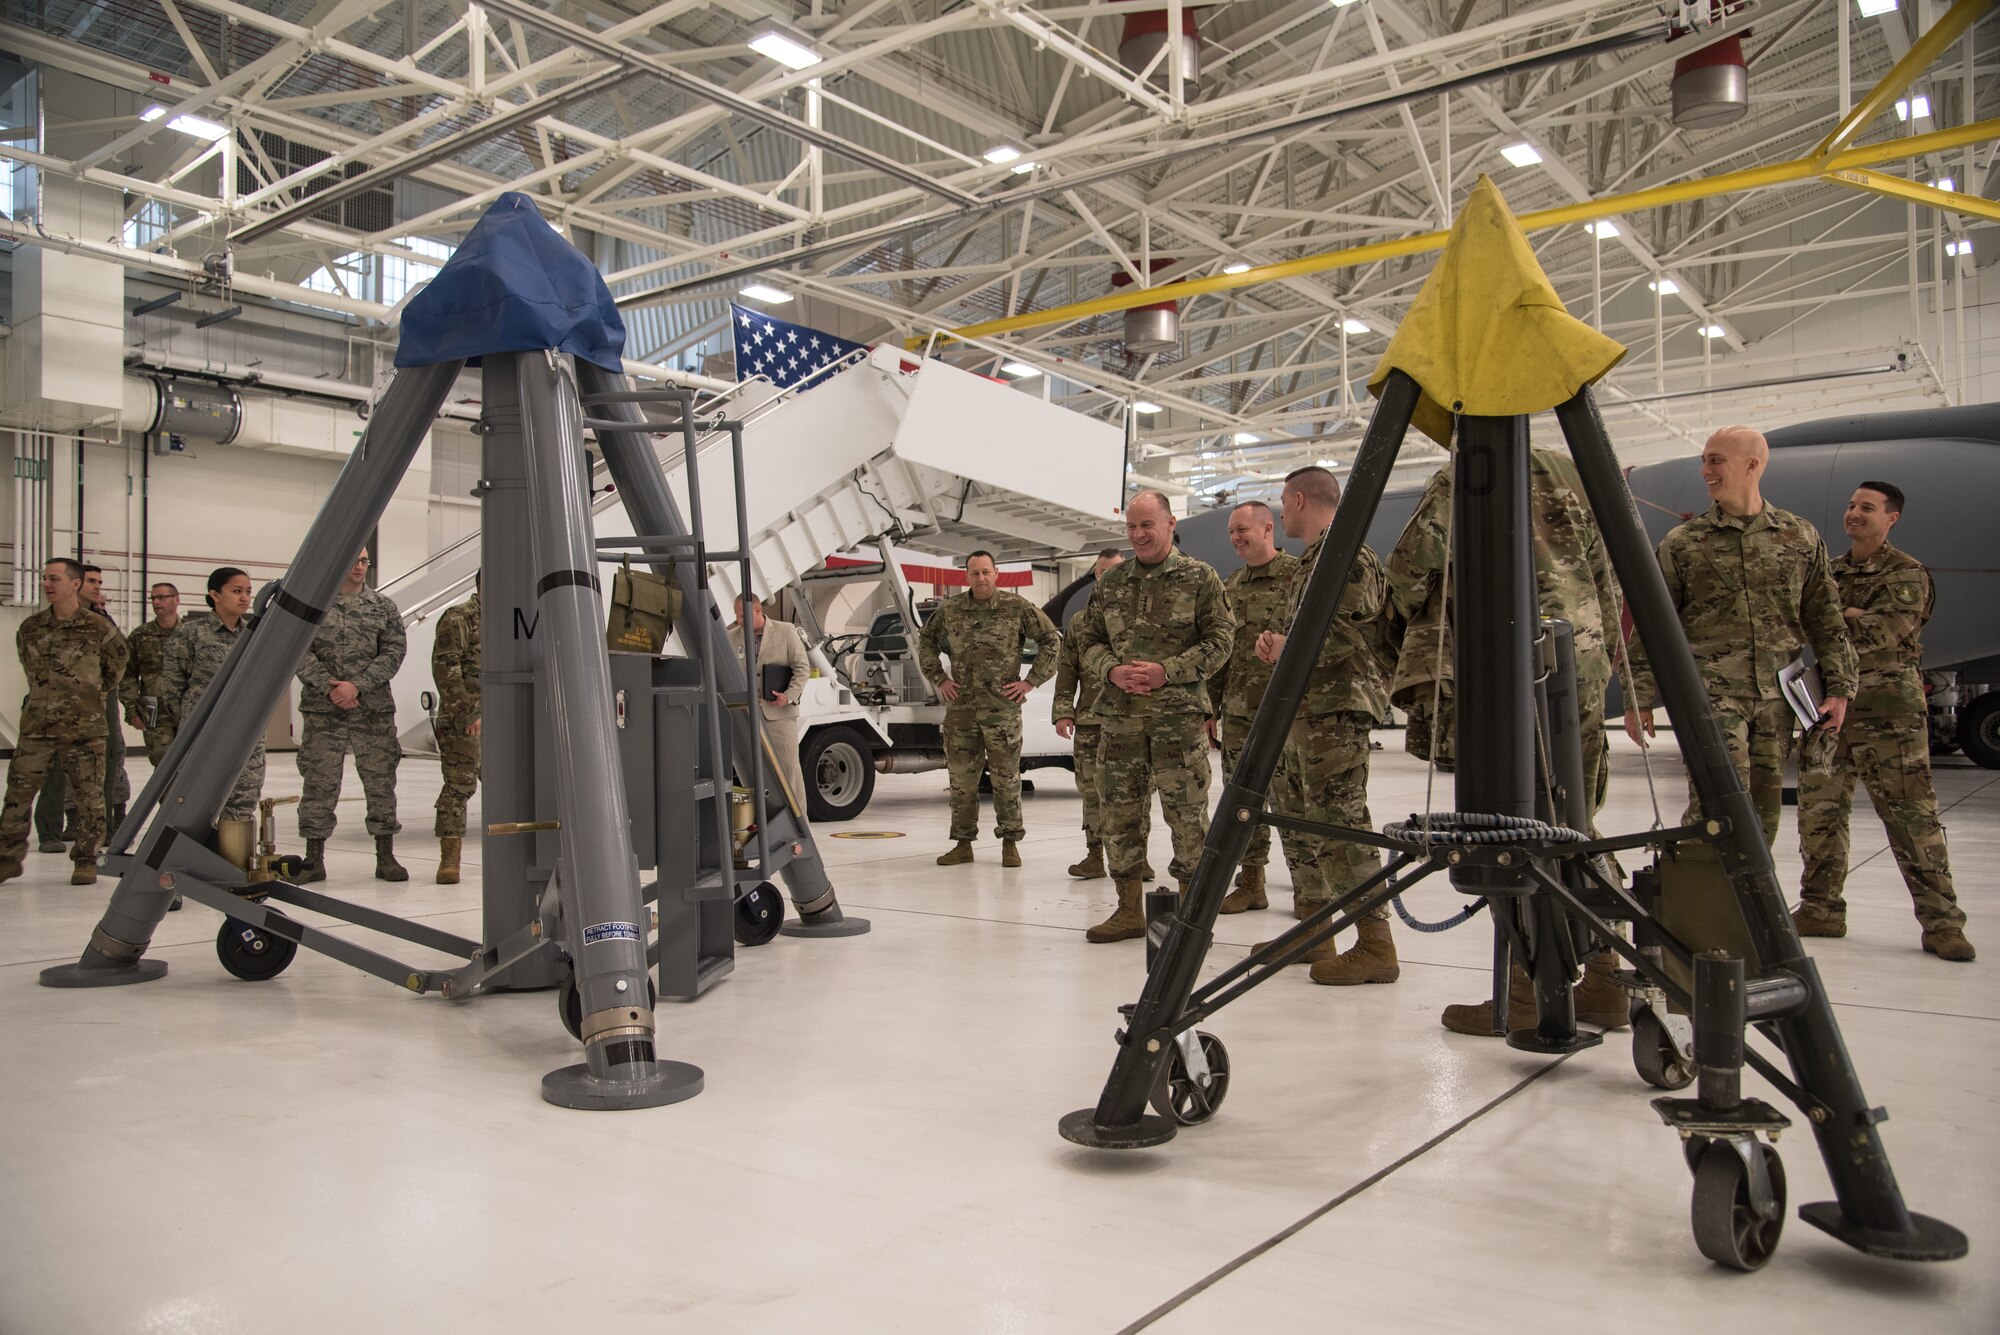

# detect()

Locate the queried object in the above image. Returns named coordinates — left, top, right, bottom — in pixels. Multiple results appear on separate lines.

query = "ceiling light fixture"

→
left=1001, top=361, right=1042, bottom=378
left=747, top=27, right=822, bottom=70
left=1945, top=239, right=1972, bottom=257
left=1500, top=142, right=1542, bottom=168
left=1895, top=95, right=1930, bottom=122
left=1010, top=160, right=1037, bottom=175
left=983, top=145, right=1023, bottom=165
left=1222, top=262, right=1251, bottom=275
left=739, top=282, right=793, bottom=304
left=1855, top=0, right=1899, bottom=16
left=1699, top=324, right=1729, bottom=339
left=1133, top=400, right=1164, bottom=415
left=1233, top=431, right=1261, bottom=445
left=148, top=110, right=227, bottom=142
left=1585, top=220, right=1620, bottom=237
left=1341, top=318, right=1369, bottom=335
left=1649, top=278, right=1680, bottom=295
left=1931, top=176, right=1955, bottom=192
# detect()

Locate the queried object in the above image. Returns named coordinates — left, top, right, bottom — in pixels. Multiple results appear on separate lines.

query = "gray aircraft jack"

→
left=39, top=192, right=865, bottom=1110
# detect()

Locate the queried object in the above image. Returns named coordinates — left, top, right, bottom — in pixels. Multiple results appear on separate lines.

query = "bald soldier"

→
left=1795, top=482, right=1973, bottom=961
left=1253, top=467, right=1396, bottom=983
left=1205, top=501, right=1303, bottom=913
left=918, top=550, right=1061, bottom=867
left=1070, top=491, right=1233, bottom=942
left=1627, top=425, right=1858, bottom=848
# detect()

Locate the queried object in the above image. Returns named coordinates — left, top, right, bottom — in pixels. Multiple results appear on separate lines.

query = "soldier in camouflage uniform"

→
left=159, top=569, right=263, bottom=830
left=295, top=551, right=409, bottom=883
left=121, top=583, right=185, bottom=764
left=1385, top=442, right=1632, bottom=1031
left=918, top=551, right=1060, bottom=868
left=36, top=564, right=131, bottom=848
left=1051, top=550, right=1143, bottom=881
left=1248, top=468, right=1395, bottom=981
left=0, top=558, right=126, bottom=886
left=1071, top=491, right=1233, bottom=942
left=1795, top=482, right=1972, bottom=961
left=1625, top=426, right=1857, bottom=847
left=1207, top=501, right=1303, bottom=914
left=431, top=588, right=481, bottom=885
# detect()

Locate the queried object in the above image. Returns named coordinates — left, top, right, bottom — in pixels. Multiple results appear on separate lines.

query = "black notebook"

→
left=761, top=663, right=791, bottom=700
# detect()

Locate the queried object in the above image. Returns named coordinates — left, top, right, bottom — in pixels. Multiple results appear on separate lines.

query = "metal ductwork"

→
left=1112, top=262, right=1181, bottom=356
left=1118, top=2, right=1202, bottom=103
left=145, top=376, right=243, bottom=445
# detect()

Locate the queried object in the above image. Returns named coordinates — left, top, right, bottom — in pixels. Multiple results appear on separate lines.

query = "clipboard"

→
left=1777, top=655, right=1826, bottom=730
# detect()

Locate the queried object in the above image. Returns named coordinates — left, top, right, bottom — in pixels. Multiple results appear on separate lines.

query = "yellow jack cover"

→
left=1368, top=174, right=1627, bottom=447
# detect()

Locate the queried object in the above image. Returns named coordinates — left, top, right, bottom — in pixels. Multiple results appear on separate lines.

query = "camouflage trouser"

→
left=1098, top=712, right=1210, bottom=884
left=434, top=712, right=481, bottom=838
left=36, top=696, right=129, bottom=841
left=3, top=737, right=105, bottom=868
left=944, top=708, right=1024, bottom=841
left=1685, top=696, right=1793, bottom=848
left=1404, top=684, right=1610, bottom=820
left=1798, top=714, right=1964, bottom=930
left=143, top=726, right=175, bottom=766
left=1073, top=722, right=1104, bottom=845
left=1279, top=711, right=1382, bottom=918
left=1219, top=714, right=1273, bottom=869
left=298, top=710, right=401, bottom=839
left=218, top=742, right=267, bottom=824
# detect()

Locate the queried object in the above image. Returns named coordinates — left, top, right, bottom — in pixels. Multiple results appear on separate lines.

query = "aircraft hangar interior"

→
left=1, top=0, right=1996, bottom=1329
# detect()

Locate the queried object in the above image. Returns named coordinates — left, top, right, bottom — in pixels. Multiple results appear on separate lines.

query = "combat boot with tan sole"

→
left=1310, top=916, right=1399, bottom=985
left=1441, top=963, right=1538, bottom=1036
left=1067, top=843, right=1107, bottom=880
left=1001, top=840, right=1022, bottom=868
left=1086, top=879, right=1146, bottom=943
left=1219, top=865, right=1268, bottom=914
left=437, top=836, right=462, bottom=885
left=1923, top=926, right=1976, bottom=961
left=937, top=841, right=974, bottom=866
left=1572, top=951, right=1633, bottom=1029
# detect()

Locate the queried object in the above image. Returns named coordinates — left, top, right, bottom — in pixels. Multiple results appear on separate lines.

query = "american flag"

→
left=731, top=304, right=870, bottom=391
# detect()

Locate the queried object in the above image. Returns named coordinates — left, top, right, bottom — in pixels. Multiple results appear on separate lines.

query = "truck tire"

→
left=1958, top=692, right=2000, bottom=769
left=804, top=725, right=877, bottom=821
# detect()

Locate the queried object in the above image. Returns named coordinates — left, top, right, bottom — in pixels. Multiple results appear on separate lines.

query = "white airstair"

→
left=380, top=345, right=1129, bottom=745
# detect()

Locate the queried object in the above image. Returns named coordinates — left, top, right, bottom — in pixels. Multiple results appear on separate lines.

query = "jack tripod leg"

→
left=517, top=352, right=701, bottom=1111
left=1058, top=370, right=1421, bottom=1148
left=1555, top=388, right=1964, bottom=1262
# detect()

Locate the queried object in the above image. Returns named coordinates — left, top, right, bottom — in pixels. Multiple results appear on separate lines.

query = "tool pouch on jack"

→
left=607, top=560, right=681, bottom=654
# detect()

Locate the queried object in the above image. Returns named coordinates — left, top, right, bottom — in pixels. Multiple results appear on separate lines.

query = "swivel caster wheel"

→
left=1149, top=1031, right=1230, bottom=1126
left=734, top=882, right=786, bottom=946
left=216, top=917, right=297, bottom=981
left=1632, top=1006, right=1695, bottom=1090
left=560, top=975, right=657, bottom=1042
left=1690, top=1140, right=1787, bottom=1271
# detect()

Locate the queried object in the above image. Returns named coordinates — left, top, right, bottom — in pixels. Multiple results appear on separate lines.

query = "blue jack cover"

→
left=396, top=192, right=626, bottom=372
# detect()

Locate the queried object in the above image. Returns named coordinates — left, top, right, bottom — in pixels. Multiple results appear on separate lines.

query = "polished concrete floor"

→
left=1, top=735, right=1993, bottom=1333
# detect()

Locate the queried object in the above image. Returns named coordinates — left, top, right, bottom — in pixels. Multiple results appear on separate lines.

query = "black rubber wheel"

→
left=560, top=975, right=655, bottom=1042
left=1691, top=1141, right=1787, bottom=1271
left=1957, top=693, right=2000, bottom=769
left=216, top=917, right=297, bottom=981
left=1632, top=1006, right=1696, bottom=1090
left=734, top=881, right=786, bottom=946
left=802, top=725, right=876, bottom=821
left=1150, top=1031, right=1230, bottom=1126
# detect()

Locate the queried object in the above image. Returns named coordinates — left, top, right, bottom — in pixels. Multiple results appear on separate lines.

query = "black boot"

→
left=299, top=837, right=327, bottom=884
left=374, top=835, right=408, bottom=882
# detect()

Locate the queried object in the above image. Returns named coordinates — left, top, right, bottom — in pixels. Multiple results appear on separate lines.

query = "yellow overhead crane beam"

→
left=933, top=0, right=1995, bottom=349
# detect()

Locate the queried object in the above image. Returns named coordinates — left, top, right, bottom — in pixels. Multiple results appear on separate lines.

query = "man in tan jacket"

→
left=737, top=595, right=813, bottom=819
